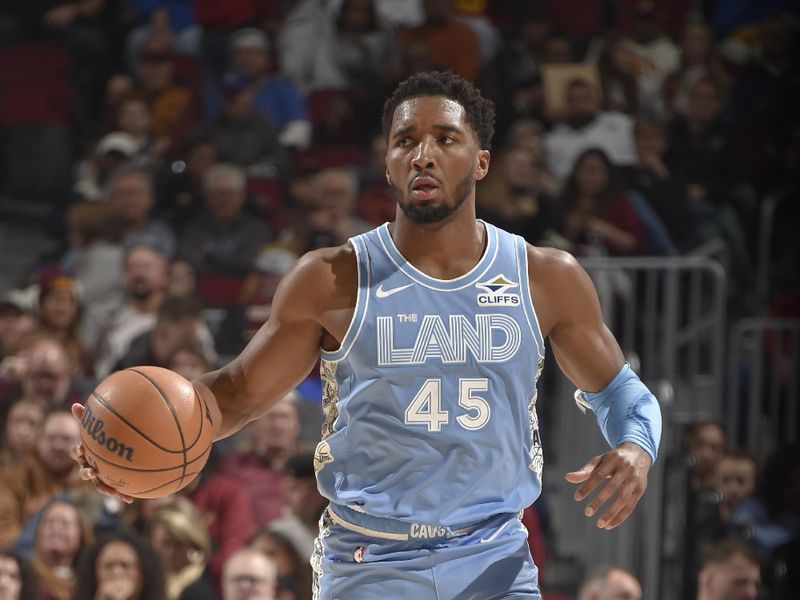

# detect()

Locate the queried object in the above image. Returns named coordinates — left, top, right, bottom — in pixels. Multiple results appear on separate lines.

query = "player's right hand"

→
left=70, top=403, right=135, bottom=504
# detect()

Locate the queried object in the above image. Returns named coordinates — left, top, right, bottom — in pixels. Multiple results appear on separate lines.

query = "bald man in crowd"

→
left=577, top=565, right=642, bottom=600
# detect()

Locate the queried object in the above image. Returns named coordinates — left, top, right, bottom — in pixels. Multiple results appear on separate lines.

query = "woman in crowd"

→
left=248, top=528, right=311, bottom=600
left=31, top=498, right=93, bottom=600
left=0, top=549, right=38, bottom=600
left=148, top=498, right=216, bottom=600
left=558, top=148, right=647, bottom=256
left=32, top=275, right=88, bottom=375
left=75, top=531, right=166, bottom=600
left=0, top=399, right=45, bottom=468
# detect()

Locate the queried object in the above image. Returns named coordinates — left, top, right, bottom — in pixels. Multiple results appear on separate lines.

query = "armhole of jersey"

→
left=515, top=236, right=546, bottom=360
left=320, top=236, right=370, bottom=363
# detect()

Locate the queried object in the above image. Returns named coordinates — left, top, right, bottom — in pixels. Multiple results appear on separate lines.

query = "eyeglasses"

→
left=225, top=575, right=271, bottom=587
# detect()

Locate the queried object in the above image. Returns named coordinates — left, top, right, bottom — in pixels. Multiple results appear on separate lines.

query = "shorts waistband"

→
left=326, top=503, right=487, bottom=542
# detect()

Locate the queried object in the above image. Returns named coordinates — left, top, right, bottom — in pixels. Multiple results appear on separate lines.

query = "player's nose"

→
left=411, top=137, right=436, bottom=170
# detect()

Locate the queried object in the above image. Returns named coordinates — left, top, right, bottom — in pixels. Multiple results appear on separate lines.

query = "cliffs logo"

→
left=81, top=403, right=135, bottom=462
left=476, top=275, right=520, bottom=306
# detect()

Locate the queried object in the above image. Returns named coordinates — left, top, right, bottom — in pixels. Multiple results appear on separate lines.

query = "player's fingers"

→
left=598, top=484, right=644, bottom=530
left=71, top=402, right=85, bottom=421
left=583, top=473, right=624, bottom=518
left=94, top=480, right=135, bottom=504
left=573, top=458, right=615, bottom=501
left=594, top=479, right=640, bottom=528
left=564, top=455, right=602, bottom=484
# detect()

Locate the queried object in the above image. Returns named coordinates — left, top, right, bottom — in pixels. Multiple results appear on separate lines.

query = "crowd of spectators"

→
left=0, top=0, right=798, bottom=598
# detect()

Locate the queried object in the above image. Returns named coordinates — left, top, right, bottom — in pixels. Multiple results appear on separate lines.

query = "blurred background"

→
left=0, top=0, right=798, bottom=599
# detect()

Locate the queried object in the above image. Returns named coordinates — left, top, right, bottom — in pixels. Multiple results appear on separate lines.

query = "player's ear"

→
left=474, top=150, right=490, bottom=181
left=386, top=169, right=392, bottom=186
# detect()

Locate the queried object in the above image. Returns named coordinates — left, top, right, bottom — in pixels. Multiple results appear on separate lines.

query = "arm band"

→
left=574, top=363, right=662, bottom=465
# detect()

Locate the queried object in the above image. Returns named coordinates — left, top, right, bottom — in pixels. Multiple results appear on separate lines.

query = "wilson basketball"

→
left=80, top=366, right=214, bottom=499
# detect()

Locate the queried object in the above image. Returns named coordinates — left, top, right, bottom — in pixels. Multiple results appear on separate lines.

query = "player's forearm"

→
left=194, top=365, right=257, bottom=440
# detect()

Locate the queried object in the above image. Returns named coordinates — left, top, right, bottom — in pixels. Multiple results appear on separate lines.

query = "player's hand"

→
left=564, top=442, right=651, bottom=530
left=70, top=403, right=135, bottom=504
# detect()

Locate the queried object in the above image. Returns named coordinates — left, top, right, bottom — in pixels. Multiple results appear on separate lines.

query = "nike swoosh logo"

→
left=375, top=283, right=414, bottom=298
left=479, top=520, right=513, bottom=544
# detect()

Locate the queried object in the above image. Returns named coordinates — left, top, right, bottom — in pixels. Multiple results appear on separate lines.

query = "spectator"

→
left=149, top=498, right=217, bottom=600
left=696, top=540, right=760, bottom=600
left=335, top=0, right=396, bottom=86
left=621, top=116, right=697, bottom=252
left=167, top=343, right=212, bottom=382
left=219, top=394, right=302, bottom=526
left=0, top=336, right=88, bottom=411
left=0, top=411, right=90, bottom=548
left=314, top=167, right=373, bottom=240
left=476, top=119, right=557, bottom=245
left=155, top=137, right=220, bottom=230
left=166, top=260, right=198, bottom=299
left=248, top=529, right=310, bottom=600
left=0, top=399, right=45, bottom=468
left=74, top=531, right=167, bottom=600
left=221, top=548, right=277, bottom=600
left=31, top=498, right=92, bottom=600
left=206, top=28, right=311, bottom=151
left=716, top=451, right=758, bottom=525
left=0, top=293, right=36, bottom=362
left=395, top=0, right=481, bottom=82
left=275, top=1, right=350, bottom=95
left=114, top=295, right=216, bottom=373
left=627, top=5, right=680, bottom=95
left=113, top=96, right=169, bottom=164
left=0, top=549, right=38, bottom=600
left=682, top=420, right=728, bottom=599
left=106, top=165, right=177, bottom=259
left=731, top=444, right=800, bottom=563
left=686, top=421, right=727, bottom=492
left=577, top=565, right=642, bottom=600
left=91, top=244, right=170, bottom=378
left=214, top=245, right=298, bottom=356
left=73, top=132, right=139, bottom=202
left=125, top=0, right=200, bottom=71
left=558, top=148, right=647, bottom=256
left=178, top=164, right=271, bottom=274
left=663, top=23, right=730, bottom=117
left=199, top=75, right=288, bottom=172
left=31, top=274, right=88, bottom=373
left=269, top=453, right=327, bottom=562
left=544, top=78, right=636, bottom=180
left=597, top=34, right=642, bottom=115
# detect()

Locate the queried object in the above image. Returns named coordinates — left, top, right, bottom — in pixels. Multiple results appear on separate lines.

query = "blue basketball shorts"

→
left=311, top=504, right=540, bottom=599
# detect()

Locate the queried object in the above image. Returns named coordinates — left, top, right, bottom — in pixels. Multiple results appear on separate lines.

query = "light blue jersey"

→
left=314, top=221, right=546, bottom=528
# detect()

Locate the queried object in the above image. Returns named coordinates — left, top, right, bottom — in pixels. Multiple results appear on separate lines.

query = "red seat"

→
left=0, top=42, right=74, bottom=125
left=195, top=273, right=246, bottom=308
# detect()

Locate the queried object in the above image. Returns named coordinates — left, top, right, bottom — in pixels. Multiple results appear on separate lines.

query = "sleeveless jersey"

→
left=314, top=221, right=546, bottom=527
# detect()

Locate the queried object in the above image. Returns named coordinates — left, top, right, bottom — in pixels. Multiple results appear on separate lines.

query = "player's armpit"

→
left=197, top=245, right=357, bottom=440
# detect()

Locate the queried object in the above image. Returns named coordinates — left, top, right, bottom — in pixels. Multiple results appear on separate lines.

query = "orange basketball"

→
left=80, top=366, right=214, bottom=499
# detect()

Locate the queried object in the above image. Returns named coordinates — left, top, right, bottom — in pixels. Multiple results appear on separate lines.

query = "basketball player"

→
left=73, top=71, right=661, bottom=598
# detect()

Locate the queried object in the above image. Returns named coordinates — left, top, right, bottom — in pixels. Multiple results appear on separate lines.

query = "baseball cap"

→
left=95, top=132, right=138, bottom=157
left=231, top=28, right=269, bottom=52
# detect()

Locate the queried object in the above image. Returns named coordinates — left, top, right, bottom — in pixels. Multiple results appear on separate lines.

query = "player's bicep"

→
left=537, top=251, right=624, bottom=392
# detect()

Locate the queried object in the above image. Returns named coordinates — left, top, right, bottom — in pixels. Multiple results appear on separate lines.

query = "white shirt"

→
left=544, top=112, right=636, bottom=180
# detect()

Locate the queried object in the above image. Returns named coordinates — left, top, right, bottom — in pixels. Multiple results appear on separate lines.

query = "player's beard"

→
left=393, top=172, right=474, bottom=224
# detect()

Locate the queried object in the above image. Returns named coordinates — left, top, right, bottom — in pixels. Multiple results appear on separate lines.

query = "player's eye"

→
left=396, top=137, right=411, bottom=147
left=439, top=135, right=454, bottom=144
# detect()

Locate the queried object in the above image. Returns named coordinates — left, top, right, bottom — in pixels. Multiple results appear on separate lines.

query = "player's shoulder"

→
left=286, top=242, right=358, bottom=295
left=526, top=244, right=584, bottom=284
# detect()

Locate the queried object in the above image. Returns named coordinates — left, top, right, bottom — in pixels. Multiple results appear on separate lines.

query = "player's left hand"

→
left=564, top=442, right=652, bottom=530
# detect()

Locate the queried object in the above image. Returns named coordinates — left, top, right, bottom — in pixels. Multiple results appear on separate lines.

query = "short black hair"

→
left=382, top=70, right=495, bottom=149
left=702, top=539, right=759, bottom=569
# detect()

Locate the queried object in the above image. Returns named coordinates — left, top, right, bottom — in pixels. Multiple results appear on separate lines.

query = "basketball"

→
left=80, top=366, right=214, bottom=499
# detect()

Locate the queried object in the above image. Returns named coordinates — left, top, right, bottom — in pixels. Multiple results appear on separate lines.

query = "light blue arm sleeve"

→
left=574, top=363, right=662, bottom=465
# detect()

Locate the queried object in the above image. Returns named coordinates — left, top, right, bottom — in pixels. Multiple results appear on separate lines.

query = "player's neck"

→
left=390, top=206, right=486, bottom=280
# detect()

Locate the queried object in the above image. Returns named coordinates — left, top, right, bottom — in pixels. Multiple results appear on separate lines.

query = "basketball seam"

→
left=84, top=444, right=210, bottom=496
left=128, top=368, right=189, bottom=488
left=90, top=392, right=186, bottom=453
left=82, top=434, right=211, bottom=472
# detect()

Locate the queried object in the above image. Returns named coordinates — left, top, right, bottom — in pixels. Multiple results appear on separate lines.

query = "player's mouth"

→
left=410, top=176, right=441, bottom=201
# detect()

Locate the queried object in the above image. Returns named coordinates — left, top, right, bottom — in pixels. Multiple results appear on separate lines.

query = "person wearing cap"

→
left=73, top=132, right=138, bottom=201
left=205, top=27, right=310, bottom=150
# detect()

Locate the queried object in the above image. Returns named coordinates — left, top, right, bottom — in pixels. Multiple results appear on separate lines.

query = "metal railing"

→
left=727, top=318, right=800, bottom=459
left=541, top=254, right=727, bottom=599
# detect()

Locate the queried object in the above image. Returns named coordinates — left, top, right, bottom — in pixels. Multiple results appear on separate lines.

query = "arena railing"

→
left=539, top=253, right=726, bottom=598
